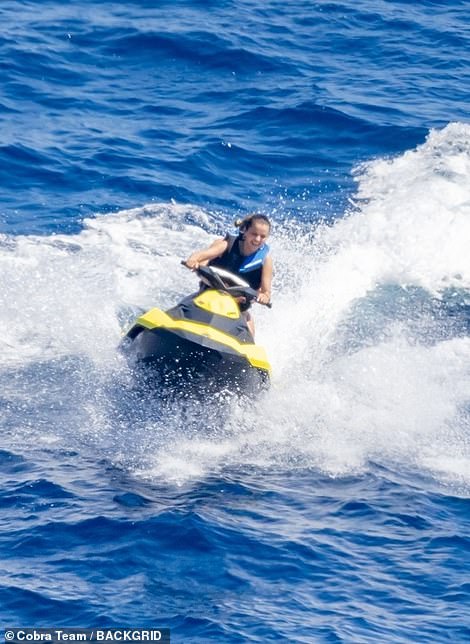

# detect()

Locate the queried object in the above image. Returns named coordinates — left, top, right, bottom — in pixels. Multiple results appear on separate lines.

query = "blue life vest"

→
left=209, top=233, right=270, bottom=290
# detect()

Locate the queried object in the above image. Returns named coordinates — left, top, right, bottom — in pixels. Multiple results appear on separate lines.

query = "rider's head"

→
left=234, top=214, right=271, bottom=253
left=235, top=213, right=271, bottom=234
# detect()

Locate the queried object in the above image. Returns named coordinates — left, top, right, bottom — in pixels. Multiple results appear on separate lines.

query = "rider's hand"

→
left=184, top=258, right=199, bottom=270
left=257, top=292, right=270, bottom=305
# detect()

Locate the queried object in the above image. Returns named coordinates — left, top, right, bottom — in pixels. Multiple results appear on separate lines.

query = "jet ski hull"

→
left=120, top=287, right=271, bottom=393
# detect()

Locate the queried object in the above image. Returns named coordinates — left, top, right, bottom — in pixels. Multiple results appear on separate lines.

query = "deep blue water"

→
left=1, top=1, right=470, bottom=641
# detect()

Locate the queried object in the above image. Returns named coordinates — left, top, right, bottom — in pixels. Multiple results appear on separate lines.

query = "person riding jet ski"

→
left=184, top=213, right=273, bottom=336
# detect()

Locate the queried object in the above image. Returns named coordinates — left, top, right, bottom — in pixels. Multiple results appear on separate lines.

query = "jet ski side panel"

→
left=122, top=325, right=269, bottom=390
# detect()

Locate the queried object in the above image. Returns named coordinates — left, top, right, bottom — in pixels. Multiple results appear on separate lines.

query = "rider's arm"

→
left=257, top=254, right=273, bottom=304
left=185, top=238, right=228, bottom=269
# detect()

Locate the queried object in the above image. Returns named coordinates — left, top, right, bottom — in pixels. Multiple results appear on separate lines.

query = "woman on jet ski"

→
left=185, top=213, right=273, bottom=336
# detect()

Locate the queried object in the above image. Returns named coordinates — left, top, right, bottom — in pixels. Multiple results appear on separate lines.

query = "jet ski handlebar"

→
left=181, top=261, right=272, bottom=308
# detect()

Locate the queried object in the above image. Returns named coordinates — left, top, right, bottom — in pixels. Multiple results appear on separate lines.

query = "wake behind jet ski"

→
left=120, top=264, right=272, bottom=393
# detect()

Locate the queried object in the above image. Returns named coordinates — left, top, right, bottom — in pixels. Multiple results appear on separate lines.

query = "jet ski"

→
left=120, top=264, right=271, bottom=392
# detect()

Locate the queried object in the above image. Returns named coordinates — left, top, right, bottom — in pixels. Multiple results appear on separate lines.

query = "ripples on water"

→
left=1, top=0, right=470, bottom=640
left=4, top=0, right=467, bottom=233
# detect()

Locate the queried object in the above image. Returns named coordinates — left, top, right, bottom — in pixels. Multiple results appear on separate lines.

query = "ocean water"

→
left=1, top=0, right=470, bottom=641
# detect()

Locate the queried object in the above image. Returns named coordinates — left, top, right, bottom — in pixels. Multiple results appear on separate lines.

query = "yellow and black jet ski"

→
left=120, top=264, right=271, bottom=392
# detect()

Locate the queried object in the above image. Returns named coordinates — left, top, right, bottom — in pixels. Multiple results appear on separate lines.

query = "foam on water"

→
left=2, top=123, right=470, bottom=492
left=0, top=203, right=213, bottom=366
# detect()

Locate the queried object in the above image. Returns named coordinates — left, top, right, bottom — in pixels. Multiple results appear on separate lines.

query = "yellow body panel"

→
left=135, top=307, right=271, bottom=374
left=193, top=290, right=240, bottom=319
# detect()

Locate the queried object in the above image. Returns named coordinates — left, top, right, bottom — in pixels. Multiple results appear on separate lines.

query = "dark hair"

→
left=234, top=213, right=271, bottom=233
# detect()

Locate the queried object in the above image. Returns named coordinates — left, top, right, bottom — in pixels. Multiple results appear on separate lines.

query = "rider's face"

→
left=243, top=222, right=270, bottom=253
